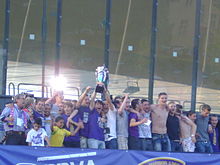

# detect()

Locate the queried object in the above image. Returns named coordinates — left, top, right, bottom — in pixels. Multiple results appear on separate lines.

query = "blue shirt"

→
left=0, top=104, right=29, bottom=132
left=88, top=109, right=104, bottom=141
left=78, top=106, right=91, bottom=138
left=62, top=114, right=80, bottom=142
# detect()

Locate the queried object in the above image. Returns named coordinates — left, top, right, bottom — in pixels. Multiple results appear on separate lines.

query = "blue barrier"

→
left=0, top=145, right=219, bottom=165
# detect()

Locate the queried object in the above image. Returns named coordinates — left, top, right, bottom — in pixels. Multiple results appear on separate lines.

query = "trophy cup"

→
left=95, top=65, right=109, bottom=93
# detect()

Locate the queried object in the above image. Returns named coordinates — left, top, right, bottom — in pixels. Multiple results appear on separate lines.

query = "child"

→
left=26, top=118, right=50, bottom=146
left=50, top=116, right=82, bottom=147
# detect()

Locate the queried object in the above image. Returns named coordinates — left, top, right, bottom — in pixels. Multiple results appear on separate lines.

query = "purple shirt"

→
left=128, top=112, right=139, bottom=137
left=209, top=127, right=220, bottom=152
left=78, top=106, right=91, bottom=138
left=88, top=109, right=104, bottom=141
left=62, top=114, right=80, bottom=142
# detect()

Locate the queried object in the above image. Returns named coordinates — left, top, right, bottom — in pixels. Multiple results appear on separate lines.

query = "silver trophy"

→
left=95, top=65, right=109, bottom=93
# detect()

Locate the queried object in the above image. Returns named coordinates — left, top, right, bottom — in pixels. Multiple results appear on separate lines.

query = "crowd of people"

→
left=0, top=86, right=219, bottom=153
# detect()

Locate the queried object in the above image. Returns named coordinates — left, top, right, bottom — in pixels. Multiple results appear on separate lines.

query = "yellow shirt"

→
left=50, top=126, right=71, bottom=147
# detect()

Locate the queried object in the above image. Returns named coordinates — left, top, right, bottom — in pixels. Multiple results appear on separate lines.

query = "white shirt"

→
left=26, top=128, right=48, bottom=146
left=106, top=107, right=117, bottom=141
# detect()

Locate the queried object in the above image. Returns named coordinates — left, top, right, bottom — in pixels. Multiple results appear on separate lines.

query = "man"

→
left=117, top=94, right=130, bottom=150
left=76, top=86, right=93, bottom=148
left=139, top=99, right=153, bottom=151
left=166, top=103, right=182, bottom=152
left=128, top=99, right=147, bottom=150
left=104, top=90, right=118, bottom=149
left=195, top=104, right=213, bottom=153
left=151, top=92, right=171, bottom=151
left=208, top=115, right=219, bottom=152
left=0, top=94, right=29, bottom=145
left=44, top=103, right=52, bottom=140
left=177, top=111, right=197, bottom=152
left=87, top=90, right=105, bottom=149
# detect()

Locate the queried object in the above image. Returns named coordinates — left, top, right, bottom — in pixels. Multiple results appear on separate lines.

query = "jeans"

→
left=152, top=133, right=171, bottom=152
left=139, top=138, right=153, bottom=151
left=170, top=140, right=182, bottom=152
left=196, top=141, right=213, bottom=153
left=88, top=138, right=105, bottom=149
left=105, top=138, right=118, bottom=149
left=128, top=136, right=141, bottom=150
left=80, top=136, right=88, bottom=149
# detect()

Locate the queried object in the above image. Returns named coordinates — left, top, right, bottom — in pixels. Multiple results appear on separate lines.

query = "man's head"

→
left=35, top=99, right=45, bottom=114
left=113, top=96, right=122, bottom=109
left=158, top=92, right=168, bottom=105
left=44, top=103, right=52, bottom=117
left=131, top=99, right=141, bottom=111
left=168, top=101, right=176, bottom=114
left=82, top=95, right=90, bottom=107
left=141, top=99, right=150, bottom=112
left=54, top=91, right=64, bottom=104
left=188, top=111, right=196, bottom=122
left=210, top=115, right=218, bottom=128
left=95, top=100, right=104, bottom=113
left=64, top=102, right=73, bottom=116
left=122, top=96, right=131, bottom=110
left=14, top=94, right=25, bottom=109
left=200, top=104, right=211, bottom=117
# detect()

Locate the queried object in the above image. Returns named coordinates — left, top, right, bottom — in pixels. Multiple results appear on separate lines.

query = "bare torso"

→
left=179, top=116, right=192, bottom=138
left=151, top=104, right=169, bottom=134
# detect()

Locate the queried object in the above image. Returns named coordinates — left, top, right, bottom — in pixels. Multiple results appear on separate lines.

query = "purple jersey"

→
left=78, top=106, right=91, bottom=138
left=88, top=109, right=104, bottom=141
left=128, top=112, right=139, bottom=137
left=62, top=114, right=80, bottom=142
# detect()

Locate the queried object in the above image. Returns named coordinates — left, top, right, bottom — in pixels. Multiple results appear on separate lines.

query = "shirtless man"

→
left=176, top=110, right=197, bottom=152
left=151, top=92, right=171, bottom=151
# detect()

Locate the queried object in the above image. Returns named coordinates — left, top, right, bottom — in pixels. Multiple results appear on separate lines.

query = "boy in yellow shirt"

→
left=50, top=116, right=82, bottom=147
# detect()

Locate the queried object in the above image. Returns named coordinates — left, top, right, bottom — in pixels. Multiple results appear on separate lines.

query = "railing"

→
left=8, top=82, right=15, bottom=96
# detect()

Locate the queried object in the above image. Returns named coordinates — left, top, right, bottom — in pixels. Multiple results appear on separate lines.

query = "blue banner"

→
left=0, top=145, right=219, bottom=165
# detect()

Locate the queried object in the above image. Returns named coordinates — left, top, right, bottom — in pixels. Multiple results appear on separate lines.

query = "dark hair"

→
left=14, top=94, right=25, bottom=100
left=55, top=116, right=64, bottom=122
left=201, top=104, right=211, bottom=112
left=45, top=103, right=52, bottom=108
left=176, top=104, right=183, bottom=110
left=187, top=111, right=195, bottom=117
left=158, top=92, right=167, bottom=98
left=95, top=100, right=104, bottom=106
left=34, top=118, right=42, bottom=126
left=114, top=96, right=122, bottom=102
left=131, top=99, right=140, bottom=109
left=141, top=99, right=149, bottom=104
left=210, top=114, right=218, bottom=119
left=36, top=98, right=45, bottom=104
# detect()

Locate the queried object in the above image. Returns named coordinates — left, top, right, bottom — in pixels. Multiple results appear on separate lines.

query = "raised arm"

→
left=76, top=86, right=92, bottom=108
left=45, top=91, right=57, bottom=104
left=118, top=94, right=128, bottom=115
left=89, top=90, right=97, bottom=110
left=104, top=89, right=114, bottom=111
